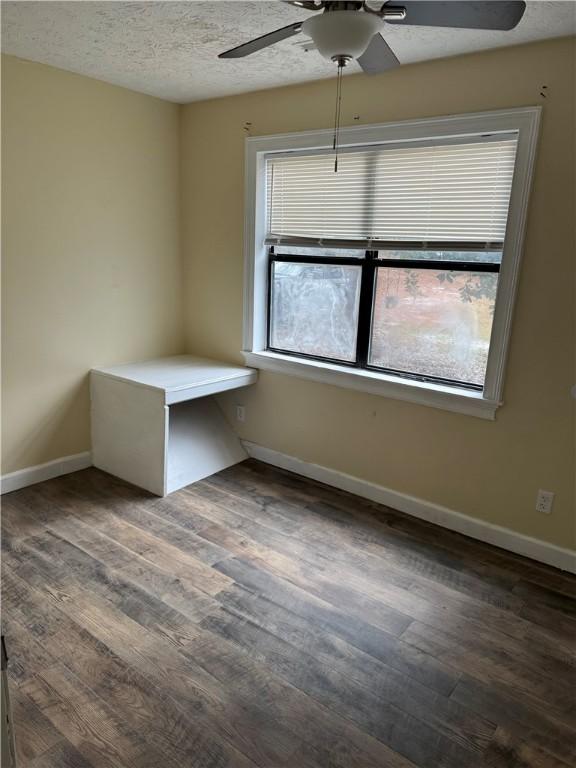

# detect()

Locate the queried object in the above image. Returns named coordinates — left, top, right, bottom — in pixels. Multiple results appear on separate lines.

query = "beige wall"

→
left=181, top=37, right=576, bottom=550
left=1, top=55, right=184, bottom=474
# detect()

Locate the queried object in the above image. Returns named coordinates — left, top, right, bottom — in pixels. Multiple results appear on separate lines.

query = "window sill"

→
left=243, top=350, right=500, bottom=420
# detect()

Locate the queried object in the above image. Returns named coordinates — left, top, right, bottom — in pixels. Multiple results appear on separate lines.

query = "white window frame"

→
left=242, top=107, right=541, bottom=420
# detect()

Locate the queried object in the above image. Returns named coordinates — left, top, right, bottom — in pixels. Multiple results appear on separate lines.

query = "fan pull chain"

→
left=332, top=59, right=345, bottom=173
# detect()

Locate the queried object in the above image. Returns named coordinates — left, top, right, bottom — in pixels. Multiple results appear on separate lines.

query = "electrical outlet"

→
left=236, top=405, right=246, bottom=423
left=535, top=489, right=554, bottom=514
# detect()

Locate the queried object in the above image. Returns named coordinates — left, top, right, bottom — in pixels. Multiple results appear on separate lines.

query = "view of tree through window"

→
left=268, top=247, right=500, bottom=388
left=370, top=267, right=498, bottom=386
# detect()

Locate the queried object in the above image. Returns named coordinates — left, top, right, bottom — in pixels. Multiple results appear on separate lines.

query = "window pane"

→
left=377, top=250, right=502, bottom=264
left=274, top=246, right=365, bottom=259
left=270, top=262, right=361, bottom=362
left=370, top=267, right=498, bottom=386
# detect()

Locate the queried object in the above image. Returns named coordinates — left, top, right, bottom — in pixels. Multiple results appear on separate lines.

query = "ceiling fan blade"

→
left=283, top=0, right=324, bottom=10
left=383, top=1, right=526, bottom=30
left=219, top=22, right=303, bottom=58
left=357, top=33, right=400, bottom=74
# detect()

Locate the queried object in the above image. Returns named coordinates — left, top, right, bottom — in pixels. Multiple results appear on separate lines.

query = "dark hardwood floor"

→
left=2, top=459, right=575, bottom=768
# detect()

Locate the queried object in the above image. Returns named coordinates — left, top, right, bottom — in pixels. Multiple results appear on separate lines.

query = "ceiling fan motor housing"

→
left=302, top=10, right=383, bottom=61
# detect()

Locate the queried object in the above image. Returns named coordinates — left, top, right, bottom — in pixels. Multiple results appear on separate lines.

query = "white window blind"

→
left=266, top=135, right=518, bottom=248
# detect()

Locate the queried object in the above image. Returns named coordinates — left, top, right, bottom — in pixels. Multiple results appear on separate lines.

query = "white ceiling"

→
left=2, top=1, right=575, bottom=103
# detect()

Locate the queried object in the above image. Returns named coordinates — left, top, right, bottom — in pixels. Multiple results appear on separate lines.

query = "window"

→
left=243, top=109, right=540, bottom=419
left=268, top=247, right=500, bottom=390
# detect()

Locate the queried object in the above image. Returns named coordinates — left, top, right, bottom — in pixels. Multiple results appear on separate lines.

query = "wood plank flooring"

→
left=2, top=459, right=575, bottom=768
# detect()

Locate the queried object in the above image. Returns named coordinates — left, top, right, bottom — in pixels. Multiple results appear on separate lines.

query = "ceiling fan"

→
left=218, top=1, right=527, bottom=75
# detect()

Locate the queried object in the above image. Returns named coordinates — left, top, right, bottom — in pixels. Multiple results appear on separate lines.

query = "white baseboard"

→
left=1, top=452, right=92, bottom=495
left=242, top=441, right=576, bottom=574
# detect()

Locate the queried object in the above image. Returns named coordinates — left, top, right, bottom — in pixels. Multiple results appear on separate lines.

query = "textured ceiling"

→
left=2, top=1, right=575, bottom=103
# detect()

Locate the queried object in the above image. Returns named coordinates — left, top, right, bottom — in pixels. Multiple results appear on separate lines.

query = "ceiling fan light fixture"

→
left=302, top=10, right=382, bottom=61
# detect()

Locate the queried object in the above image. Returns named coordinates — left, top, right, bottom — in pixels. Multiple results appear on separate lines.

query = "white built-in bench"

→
left=90, top=355, right=257, bottom=496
